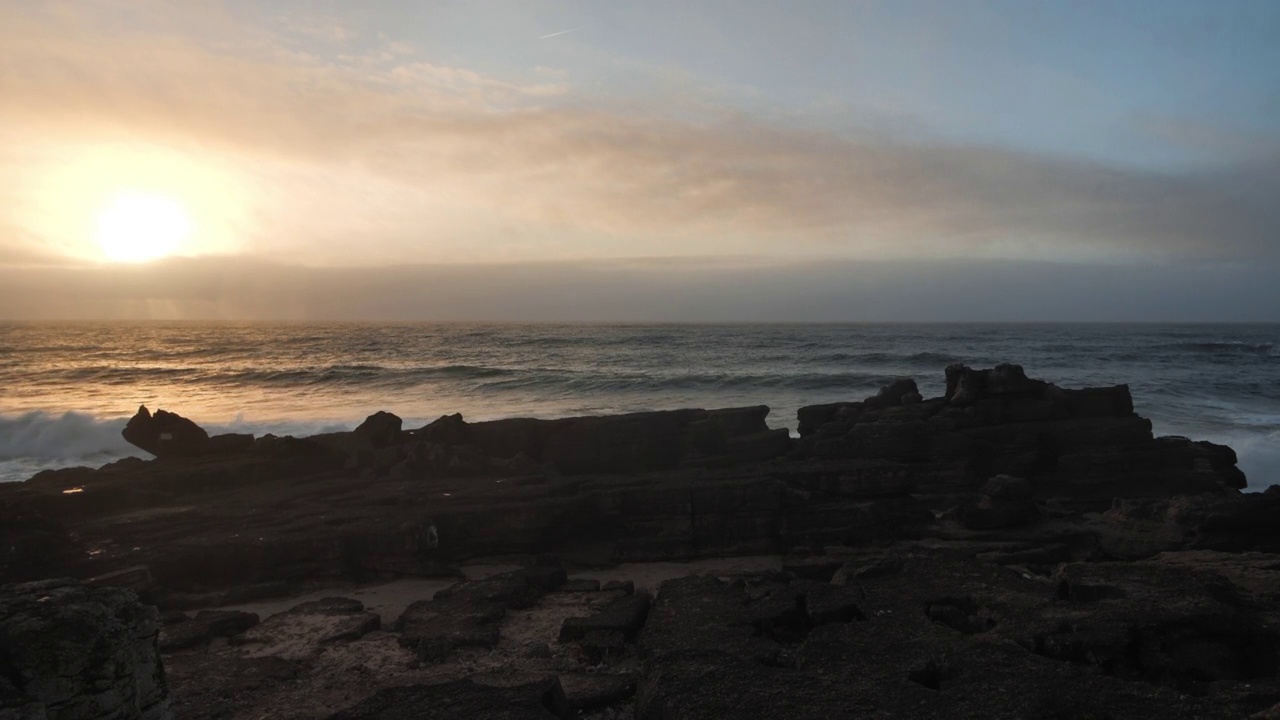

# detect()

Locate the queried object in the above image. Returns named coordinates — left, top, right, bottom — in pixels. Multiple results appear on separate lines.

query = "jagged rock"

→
left=352, top=411, right=403, bottom=448
left=0, top=578, right=171, bottom=719
left=416, top=413, right=470, bottom=445
left=122, top=406, right=210, bottom=458
left=796, top=365, right=1243, bottom=511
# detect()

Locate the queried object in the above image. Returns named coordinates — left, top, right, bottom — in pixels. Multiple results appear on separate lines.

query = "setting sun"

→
left=94, top=191, right=193, bottom=262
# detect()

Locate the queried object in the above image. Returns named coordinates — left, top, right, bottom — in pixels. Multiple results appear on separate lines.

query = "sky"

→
left=1, top=0, right=1278, bottom=320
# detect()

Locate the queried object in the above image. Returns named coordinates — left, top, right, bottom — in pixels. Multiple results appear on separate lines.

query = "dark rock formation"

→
left=120, top=406, right=257, bottom=460
left=122, top=406, right=210, bottom=458
left=392, top=406, right=791, bottom=479
left=0, top=579, right=170, bottom=719
left=796, top=363, right=1244, bottom=511
left=352, top=411, right=404, bottom=448
left=0, top=366, right=1260, bottom=597
left=3, top=365, right=1277, bottom=718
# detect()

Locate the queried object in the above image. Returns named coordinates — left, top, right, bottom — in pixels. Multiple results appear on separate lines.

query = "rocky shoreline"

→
left=3, top=364, right=1279, bottom=718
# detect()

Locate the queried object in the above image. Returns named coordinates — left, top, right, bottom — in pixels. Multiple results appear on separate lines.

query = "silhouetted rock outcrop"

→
left=122, top=406, right=210, bottom=458
left=120, top=406, right=256, bottom=460
left=796, top=363, right=1244, bottom=510
left=424, top=405, right=791, bottom=476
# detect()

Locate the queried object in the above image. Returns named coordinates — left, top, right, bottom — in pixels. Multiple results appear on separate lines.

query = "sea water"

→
left=1, top=322, right=1276, bottom=488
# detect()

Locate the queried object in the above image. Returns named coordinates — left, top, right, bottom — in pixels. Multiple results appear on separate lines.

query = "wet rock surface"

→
left=0, top=365, right=1277, bottom=718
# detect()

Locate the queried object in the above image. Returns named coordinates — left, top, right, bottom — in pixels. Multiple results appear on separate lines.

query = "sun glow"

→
left=94, top=191, right=193, bottom=262
left=20, top=141, right=252, bottom=263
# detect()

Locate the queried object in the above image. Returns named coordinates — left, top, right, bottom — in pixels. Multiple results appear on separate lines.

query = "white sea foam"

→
left=1232, top=430, right=1280, bottom=492
left=0, top=410, right=365, bottom=483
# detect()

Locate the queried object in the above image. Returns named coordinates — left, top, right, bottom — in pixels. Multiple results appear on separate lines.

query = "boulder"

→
left=352, top=411, right=403, bottom=448
left=416, top=413, right=470, bottom=445
left=122, top=406, right=209, bottom=458
left=0, top=578, right=171, bottom=719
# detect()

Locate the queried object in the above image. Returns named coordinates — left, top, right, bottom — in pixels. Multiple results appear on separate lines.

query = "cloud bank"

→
left=2, top=257, right=1276, bottom=322
left=2, top=1, right=1278, bottom=271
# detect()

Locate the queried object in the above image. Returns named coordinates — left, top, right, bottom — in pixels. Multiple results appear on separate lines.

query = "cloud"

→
left=1, top=2, right=1278, bottom=267
left=1, top=255, right=1276, bottom=322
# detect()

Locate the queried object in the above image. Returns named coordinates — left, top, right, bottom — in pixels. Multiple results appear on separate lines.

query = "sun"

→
left=94, top=190, right=193, bottom=263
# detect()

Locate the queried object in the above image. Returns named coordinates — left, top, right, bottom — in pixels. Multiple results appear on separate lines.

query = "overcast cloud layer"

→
left=1, top=1, right=1278, bottom=319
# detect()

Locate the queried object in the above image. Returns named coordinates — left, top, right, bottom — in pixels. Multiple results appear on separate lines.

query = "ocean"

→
left=1, top=322, right=1277, bottom=489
